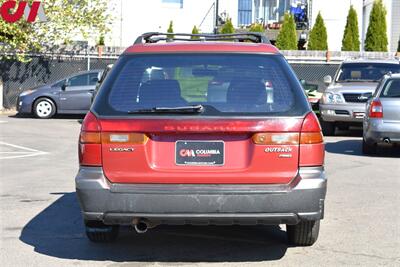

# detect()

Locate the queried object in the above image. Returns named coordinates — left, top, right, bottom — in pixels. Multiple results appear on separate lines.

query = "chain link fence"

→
left=0, top=55, right=116, bottom=108
left=0, top=54, right=338, bottom=109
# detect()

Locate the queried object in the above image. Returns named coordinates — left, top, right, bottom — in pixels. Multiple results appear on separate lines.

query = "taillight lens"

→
left=80, top=132, right=101, bottom=144
left=299, top=112, right=324, bottom=167
left=300, top=132, right=324, bottom=144
left=251, top=113, right=324, bottom=145
left=300, top=112, right=323, bottom=144
left=79, top=112, right=102, bottom=166
left=101, top=133, right=148, bottom=144
left=252, top=133, right=299, bottom=145
left=369, top=100, right=383, bottom=118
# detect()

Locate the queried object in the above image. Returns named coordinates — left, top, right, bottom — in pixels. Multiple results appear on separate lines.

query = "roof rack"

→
left=134, top=32, right=270, bottom=45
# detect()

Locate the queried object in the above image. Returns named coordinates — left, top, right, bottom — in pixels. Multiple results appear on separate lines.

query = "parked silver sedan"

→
left=363, top=73, right=400, bottom=154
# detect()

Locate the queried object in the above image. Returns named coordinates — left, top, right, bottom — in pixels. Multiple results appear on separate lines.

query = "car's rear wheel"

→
left=33, top=98, right=56, bottom=119
left=287, top=220, right=320, bottom=246
left=362, top=139, right=377, bottom=155
left=320, top=120, right=335, bottom=136
left=84, top=220, right=119, bottom=243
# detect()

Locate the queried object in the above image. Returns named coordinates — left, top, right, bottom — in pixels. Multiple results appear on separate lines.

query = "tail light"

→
left=79, top=112, right=102, bottom=166
left=79, top=112, right=148, bottom=166
left=101, top=133, right=148, bottom=144
left=299, top=112, right=324, bottom=167
left=369, top=100, right=383, bottom=118
left=252, top=113, right=323, bottom=146
left=252, top=133, right=299, bottom=145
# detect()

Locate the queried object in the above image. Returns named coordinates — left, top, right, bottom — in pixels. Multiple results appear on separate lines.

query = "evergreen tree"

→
left=365, top=0, right=388, bottom=52
left=167, top=21, right=174, bottom=39
left=249, top=23, right=265, bottom=33
left=191, top=25, right=200, bottom=39
left=275, top=13, right=297, bottom=50
left=220, top=18, right=235, bottom=34
left=342, top=5, right=360, bottom=51
left=308, top=12, right=328, bottom=50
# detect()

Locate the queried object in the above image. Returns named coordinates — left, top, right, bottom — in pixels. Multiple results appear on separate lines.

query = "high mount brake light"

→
left=369, top=100, right=383, bottom=118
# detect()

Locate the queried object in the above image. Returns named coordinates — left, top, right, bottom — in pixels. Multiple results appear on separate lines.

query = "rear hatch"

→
left=99, top=118, right=304, bottom=184
left=91, top=53, right=318, bottom=184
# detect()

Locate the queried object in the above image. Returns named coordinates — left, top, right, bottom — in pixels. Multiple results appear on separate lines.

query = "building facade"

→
left=105, top=0, right=400, bottom=52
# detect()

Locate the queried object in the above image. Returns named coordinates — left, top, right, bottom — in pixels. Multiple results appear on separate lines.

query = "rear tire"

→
left=362, top=139, right=377, bottom=155
left=33, top=98, right=56, bottom=119
left=320, top=120, right=335, bottom=136
left=287, top=220, right=320, bottom=246
left=85, top=220, right=119, bottom=243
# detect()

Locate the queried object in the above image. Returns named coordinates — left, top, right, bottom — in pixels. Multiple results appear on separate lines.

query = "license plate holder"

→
left=175, top=141, right=224, bottom=166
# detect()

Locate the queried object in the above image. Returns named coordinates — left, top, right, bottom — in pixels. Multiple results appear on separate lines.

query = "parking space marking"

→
left=0, top=141, right=48, bottom=160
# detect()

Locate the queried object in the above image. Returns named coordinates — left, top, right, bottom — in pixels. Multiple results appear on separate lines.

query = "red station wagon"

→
left=76, top=33, right=327, bottom=246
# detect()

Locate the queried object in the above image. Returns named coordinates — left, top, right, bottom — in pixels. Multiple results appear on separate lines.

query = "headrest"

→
left=139, top=79, right=182, bottom=105
left=226, top=80, right=267, bottom=105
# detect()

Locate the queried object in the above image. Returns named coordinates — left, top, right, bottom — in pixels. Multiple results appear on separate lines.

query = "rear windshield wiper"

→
left=128, top=105, right=204, bottom=114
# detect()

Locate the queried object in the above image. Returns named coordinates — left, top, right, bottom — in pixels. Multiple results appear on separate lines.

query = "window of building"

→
left=238, top=0, right=253, bottom=25
left=162, top=0, right=183, bottom=8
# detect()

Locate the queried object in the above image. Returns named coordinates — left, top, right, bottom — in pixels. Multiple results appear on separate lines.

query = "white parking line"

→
left=0, top=141, right=48, bottom=160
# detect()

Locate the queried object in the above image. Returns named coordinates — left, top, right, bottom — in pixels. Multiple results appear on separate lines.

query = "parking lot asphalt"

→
left=0, top=114, right=399, bottom=267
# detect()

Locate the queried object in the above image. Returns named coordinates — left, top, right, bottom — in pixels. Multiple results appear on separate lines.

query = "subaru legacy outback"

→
left=76, top=33, right=327, bottom=246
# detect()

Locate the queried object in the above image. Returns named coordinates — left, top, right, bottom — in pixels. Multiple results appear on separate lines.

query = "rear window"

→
left=336, top=63, right=400, bottom=82
left=381, top=79, right=400, bottom=98
left=94, top=53, right=309, bottom=117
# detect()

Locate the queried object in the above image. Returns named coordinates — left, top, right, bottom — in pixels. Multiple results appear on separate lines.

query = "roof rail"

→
left=134, top=32, right=270, bottom=45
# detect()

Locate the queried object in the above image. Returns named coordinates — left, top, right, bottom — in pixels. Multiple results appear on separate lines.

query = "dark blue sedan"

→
left=17, top=70, right=102, bottom=118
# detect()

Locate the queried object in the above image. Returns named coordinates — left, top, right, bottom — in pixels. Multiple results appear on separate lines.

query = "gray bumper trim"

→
left=76, top=167, right=327, bottom=225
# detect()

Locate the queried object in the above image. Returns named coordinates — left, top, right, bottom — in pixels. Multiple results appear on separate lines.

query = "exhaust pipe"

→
left=132, top=218, right=159, bottom=234
left=134, top=221, right=148, bottom=234
left=383, top=138, right=391, bottom=144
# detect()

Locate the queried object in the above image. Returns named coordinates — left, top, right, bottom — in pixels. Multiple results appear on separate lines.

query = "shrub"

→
left=220, top=18, right=235, bottom=34
left=191, top=25, right=200, bottom=39
left=308, top=12, right=328, bottom=50
left=249, top=23, right=264, bottom=33
left=167, top=21, right=174, bottom=39
left=365, top=0, right=388, bottom=51
left=97, top=35, right=105, bottom=46
left=276, top=13, right=297, bottom=50
left=342, top=5, right=360, bottom=51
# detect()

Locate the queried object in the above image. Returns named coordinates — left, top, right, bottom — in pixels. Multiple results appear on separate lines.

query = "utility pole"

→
left=214, top=0, right=219, bottom=34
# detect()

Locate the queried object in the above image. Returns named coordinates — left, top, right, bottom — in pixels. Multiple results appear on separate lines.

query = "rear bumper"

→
left=364, top=118, right=400, bottom=144
left=76, top=167, right=327, bottom=226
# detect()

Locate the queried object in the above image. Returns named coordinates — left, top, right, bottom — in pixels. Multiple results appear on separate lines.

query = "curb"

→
left=0, top=109, right=17, bottom=116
